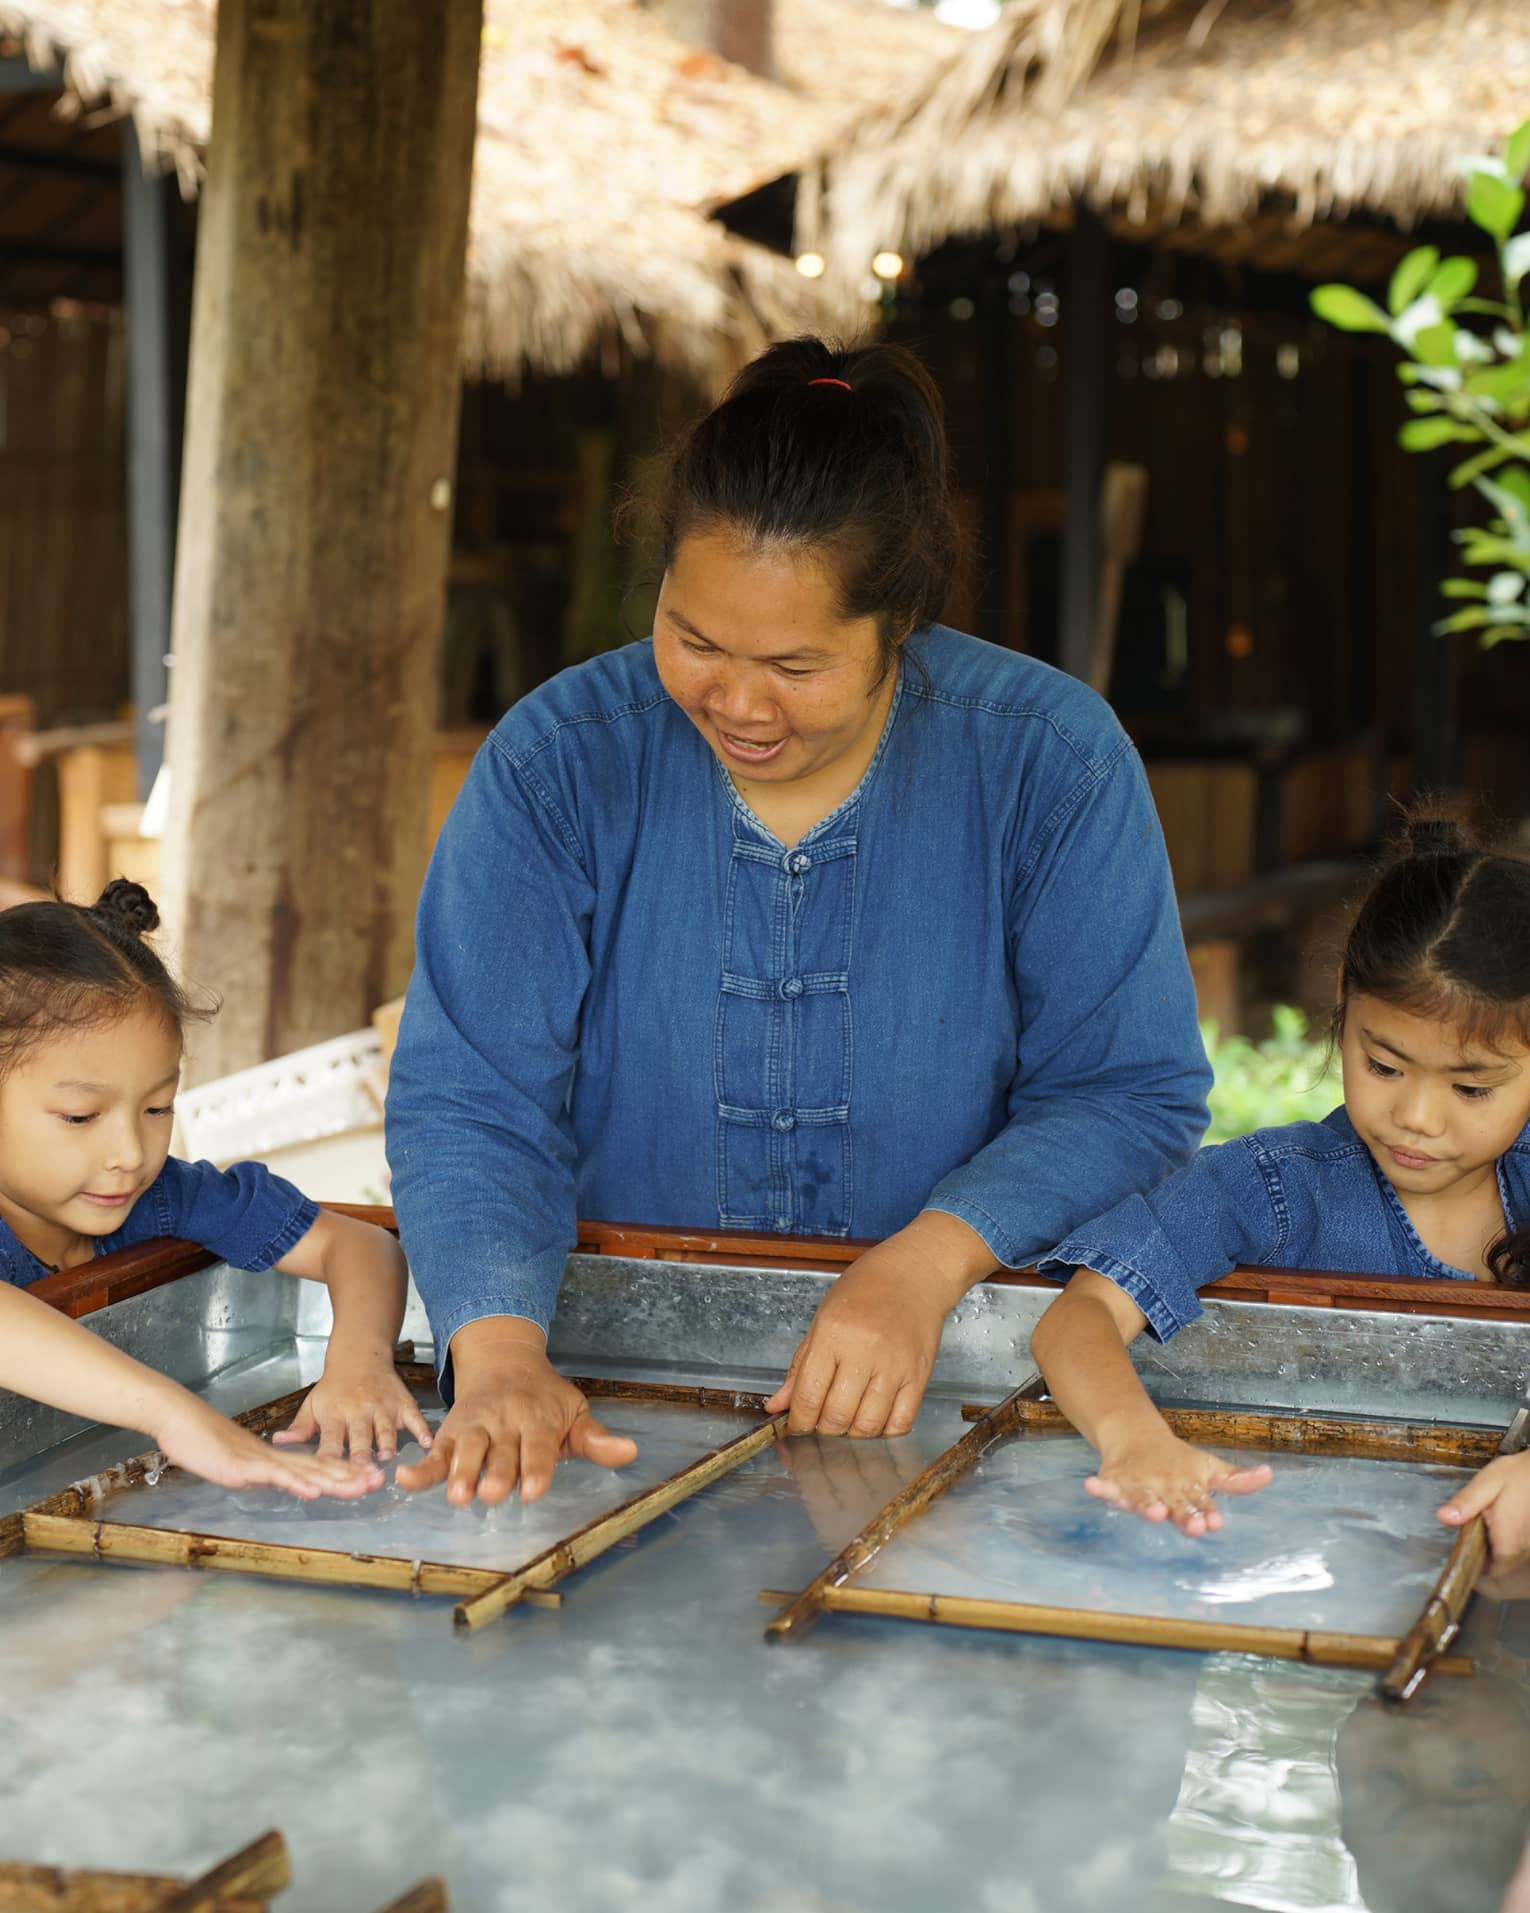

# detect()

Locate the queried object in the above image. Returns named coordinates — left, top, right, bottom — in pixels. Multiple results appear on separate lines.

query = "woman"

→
left=386, top=337, right=1210, bottom=1506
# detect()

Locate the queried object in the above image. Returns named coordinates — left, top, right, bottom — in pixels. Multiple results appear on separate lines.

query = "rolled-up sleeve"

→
left=123, top=1157, right=318, bottom=1272
left=385, top=731, right=594, bottom=1390
left=926, top=737, right=1212, bottom=1271
left=1034, top=1137, right=1287, bottom=1340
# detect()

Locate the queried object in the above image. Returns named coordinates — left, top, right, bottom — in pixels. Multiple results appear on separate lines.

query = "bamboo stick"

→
left=565, top=1376, right=773, bottom=1415
left=21, top=1514, right=562, bottom=1607
left=371, top=1882, right=449, bottom=1913
left=1382, top=1398, right=1530, bottom=1703
left=453, top=1413, right=788, bottom=1631
left=957, top=1397, right=1503, bottom=1464
left=0, top=1511, right=23, bottom=1559
left=157, top=1831, right=289, bottom=1913
left=754, top=1585, right=1473, bottom=1675
left=765, top=1375, right=1048, bottom=1644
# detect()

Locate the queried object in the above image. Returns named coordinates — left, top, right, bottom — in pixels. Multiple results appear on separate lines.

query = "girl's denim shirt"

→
left=385, top=626, right=1211, bottom=1384
left=1035, top=1105, right=1530, bottom=1340
left=0, top=1157, right=318, bottom=1287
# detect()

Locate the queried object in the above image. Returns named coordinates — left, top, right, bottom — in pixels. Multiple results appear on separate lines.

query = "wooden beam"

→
left=1058, top=209, right=1107, bottom=680
left=122, top=119, right=183, bottom=800
left=160, top=0, right=484, bottom=1080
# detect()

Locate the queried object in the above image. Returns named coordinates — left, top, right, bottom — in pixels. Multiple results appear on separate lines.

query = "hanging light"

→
left=795, top=252, right=826, bottom=279
left=871, top=250, right=905, bottom=281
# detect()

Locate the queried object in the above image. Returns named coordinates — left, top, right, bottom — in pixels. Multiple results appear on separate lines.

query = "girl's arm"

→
left=1031, top=1270, right=1271, bottom=1535
left=269, top=1210, right=434, bottom=1462
left=0, top=1282, right=381, bottom=1500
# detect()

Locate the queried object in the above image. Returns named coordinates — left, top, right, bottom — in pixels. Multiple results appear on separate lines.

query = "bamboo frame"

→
left=9, top=1363, right=783, bottom=1633
left=766, top=1381, right=1509, bottom=1696
left=0, top=1830, right=446, bottom=1911
left=1382, top=1398, right=1530, bottom=1702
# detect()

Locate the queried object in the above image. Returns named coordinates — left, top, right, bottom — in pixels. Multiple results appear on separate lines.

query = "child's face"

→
left=0, top=1005, right=182, bottom=1255
left=1341, top=993, right=1530, bottom=1196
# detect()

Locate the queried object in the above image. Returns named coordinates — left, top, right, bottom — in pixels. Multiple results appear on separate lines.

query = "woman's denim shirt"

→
left=1036, top=1105, right=1530, bottom=1341
left=385, top=626, right=1211, bottom=1372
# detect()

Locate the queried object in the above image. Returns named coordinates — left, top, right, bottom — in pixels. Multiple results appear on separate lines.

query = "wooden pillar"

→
left=121, top=122, right=183, bottom=800
left=1409, top=456, right=1456, bottom=793
left=1058, top=209, right=1107, bottom=682
left=975, top=264, right=1012, bottom=650
left=161, top=0, right=483, bottom=1081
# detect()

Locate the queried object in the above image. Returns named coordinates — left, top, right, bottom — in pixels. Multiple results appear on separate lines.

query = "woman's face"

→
left=654, top=528, right=893, bottom=787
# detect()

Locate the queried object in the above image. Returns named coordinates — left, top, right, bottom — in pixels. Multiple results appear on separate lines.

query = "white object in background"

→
left=174, top=1027, right=386, bottom=1178
left=139, top=761, right=170, bottom=838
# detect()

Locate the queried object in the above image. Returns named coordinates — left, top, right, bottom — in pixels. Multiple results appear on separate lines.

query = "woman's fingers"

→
left=763, top=1344, right=803, bottom=1415
left=785, top=1343, right=837, bottom=1436
left=395, top=1443, right=450, bottom=1493
left=814, top=1361, right=874, bottom=1437
left=270, top=1397, right=319, bottom=1447
left=566, top=1413, right=639, bottom=1471
left=398, top=1397, right=435, bottom=1451
left=446, top=1427, right=494, bottom=1507
left=848, top=1370, right=898, bottom=1438
left=1218, top=1463, right=1274, bottom=1496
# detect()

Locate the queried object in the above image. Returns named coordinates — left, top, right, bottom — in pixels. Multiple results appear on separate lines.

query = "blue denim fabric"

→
left=0, top=1156, right=319, bottom=1287
left=385, top=626, right=1211, bottom=1377
left=1035, top=1105, right=1530, bottom=1341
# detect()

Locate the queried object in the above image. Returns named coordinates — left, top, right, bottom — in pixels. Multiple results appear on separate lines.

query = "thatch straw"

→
left=801, top=0, right=1530, bottom=279
left=0, top=0, right=951, bottom=381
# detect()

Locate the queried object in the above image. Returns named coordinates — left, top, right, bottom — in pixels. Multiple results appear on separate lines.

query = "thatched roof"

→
left=801, top=0, right=1530, bottom=281
left=0, top=0, right=952, bottom=381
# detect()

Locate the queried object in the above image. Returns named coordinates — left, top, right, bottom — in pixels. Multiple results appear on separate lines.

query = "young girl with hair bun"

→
left=0, top=879, right=427, bottom=1499
left=1032, top=815, right=1530, bottom=1559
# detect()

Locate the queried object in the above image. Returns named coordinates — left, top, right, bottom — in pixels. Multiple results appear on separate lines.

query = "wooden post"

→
left=121, top=121, right=184, bottom=802
left=160, top=0, right=483, bottom=1081
left=1057, top=209, right=1107, bottom=682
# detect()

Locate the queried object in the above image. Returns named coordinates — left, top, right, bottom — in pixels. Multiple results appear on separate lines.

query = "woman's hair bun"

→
left=92, top=878, right=161, bottom=937
left=1405, top=816, right=1470, bottom=860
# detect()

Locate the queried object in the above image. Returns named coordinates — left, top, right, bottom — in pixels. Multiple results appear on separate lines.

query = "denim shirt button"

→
left=774, top=1215, right=792, bottom=1232
left=780, top=976, right=804, bottom=999
left=771, top=1109, right=796, bottom=1132
left=788, top=852, right=811, bottom=875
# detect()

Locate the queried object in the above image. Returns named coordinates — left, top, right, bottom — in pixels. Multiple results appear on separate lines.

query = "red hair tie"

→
left=809, top=377, right=853, bottom=392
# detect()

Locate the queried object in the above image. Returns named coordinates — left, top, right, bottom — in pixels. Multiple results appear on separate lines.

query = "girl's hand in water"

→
left=273, top=1360, right=436, bottom=1463
left=155, top=1395, right=384, bottom=1501
left=1439, top=1451, right=1530, bottom=1565
left=1089, top=1430, right=1273, bottom=1536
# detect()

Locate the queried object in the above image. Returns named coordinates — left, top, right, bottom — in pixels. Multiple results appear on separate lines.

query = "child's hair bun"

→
left=91, top=878, right=161, bottom=937
left=1405, top=816, right=1469, bottom=860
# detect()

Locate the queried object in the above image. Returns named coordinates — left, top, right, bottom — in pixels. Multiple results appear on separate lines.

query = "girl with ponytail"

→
left=0, top=881, right=426, bottom=1499
left=1031, top=814, right=1530, bottom=1561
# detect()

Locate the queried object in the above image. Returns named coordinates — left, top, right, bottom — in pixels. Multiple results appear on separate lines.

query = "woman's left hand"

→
left=274, top=1358, right=436, bottom=1463
left=765, top=1214, right=992, bottom=1439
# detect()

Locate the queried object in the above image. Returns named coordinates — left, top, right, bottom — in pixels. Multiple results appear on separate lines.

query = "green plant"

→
left=1201, top=1005, right=1336, bottom=1145
left=1311, top=117, right=1530, bottom=647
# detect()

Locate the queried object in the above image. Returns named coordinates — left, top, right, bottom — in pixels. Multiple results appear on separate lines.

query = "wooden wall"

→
left=0, top=308, right=131, bottom=729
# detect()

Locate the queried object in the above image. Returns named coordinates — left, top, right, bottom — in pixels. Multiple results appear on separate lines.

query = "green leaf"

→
left=1481, top=625, right=1530, bottom=647
left=1389, top=246, right=1440, bottom=315
left=1497, top=466, right=1530, bottom=514
left=1427, top=257, right=1478, bottom=309
left=1434, top=605, right=1498, bottom=633
left=1461, top=362, right=1530, bottom=403
left=1506, top=118, right=1530, bottom=181
left=1310, top=284, right=1392, bottom=334
left=1411, top=321, right=1462, bottom=367
left=1448, top=441, right=1525, bottom=488
left=1440, top=578, right=1490, bottom=597
left=1468, top=171, right=1526, bottom=240
left=1399, top=417, right=1476, bottom=450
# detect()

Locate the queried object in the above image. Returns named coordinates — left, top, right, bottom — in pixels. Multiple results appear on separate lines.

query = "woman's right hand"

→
left=1088, top=1430, right=1272, bottom=1536
left=155, top=1395, right=384, bottom=1501
left=394, top=1317, right=637, bottom=1505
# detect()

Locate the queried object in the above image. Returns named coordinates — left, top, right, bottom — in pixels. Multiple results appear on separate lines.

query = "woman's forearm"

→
left=1030, top=1275, right=1167, bottom=1457
left=0, top=1283, right=191, bottom=1439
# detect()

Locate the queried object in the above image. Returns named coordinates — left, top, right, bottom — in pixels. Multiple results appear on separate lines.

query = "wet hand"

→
left=273, top=1359, right=435, bottom=1463
left=1089, top=1430, right=1273, bottom=1536
left=765, top=1229, right=966, bottom=1439
left=394, top=1328, right=636, bottom=1506
left=1439, top=1451, right=1530, bottom=1565
left=155, top=1396, right=384, bottom=1501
